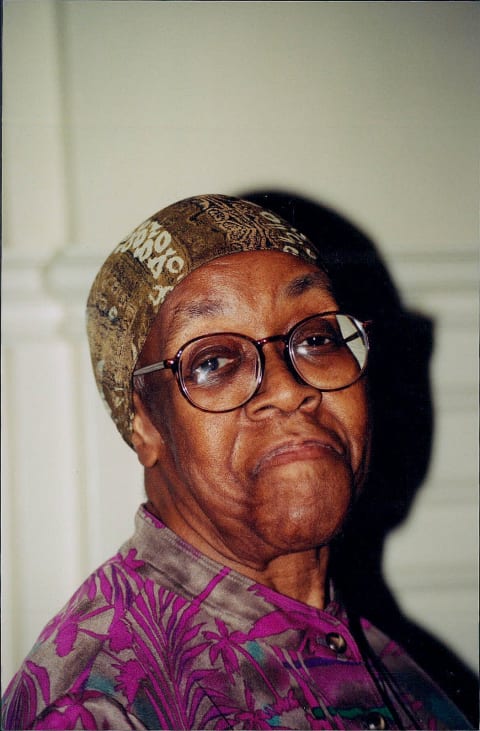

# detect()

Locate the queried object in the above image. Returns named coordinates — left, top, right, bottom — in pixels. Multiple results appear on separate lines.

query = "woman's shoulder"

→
left=1, top=547, right=153, bottom=731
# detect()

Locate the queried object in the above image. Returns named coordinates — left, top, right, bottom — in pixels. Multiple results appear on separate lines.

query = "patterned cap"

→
left=86, top=194, right=320, bottom=447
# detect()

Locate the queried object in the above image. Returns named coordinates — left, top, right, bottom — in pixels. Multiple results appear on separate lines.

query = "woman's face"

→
left=135, top=251, right=371, bottom=571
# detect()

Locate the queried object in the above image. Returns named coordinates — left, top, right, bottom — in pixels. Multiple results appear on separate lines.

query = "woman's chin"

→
left=251, top=468, right=354, bottom=553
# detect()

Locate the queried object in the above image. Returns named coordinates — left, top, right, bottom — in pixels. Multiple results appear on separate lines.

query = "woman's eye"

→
left=306, top=335, right=333, bottom=346
left=304, top=333, right=337, bottom=346
left=192, top=356, right=230, bottom=383
left=296, top=332, right=341, bottom=354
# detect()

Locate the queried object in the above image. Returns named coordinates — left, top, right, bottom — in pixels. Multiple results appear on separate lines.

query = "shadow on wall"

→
left=239, top=189, right=478, bottom=727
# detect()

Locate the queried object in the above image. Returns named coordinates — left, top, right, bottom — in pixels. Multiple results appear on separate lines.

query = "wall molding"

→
left=3, top=247, right=478, bottom=327
left=389, top=251, right=478, bottom=292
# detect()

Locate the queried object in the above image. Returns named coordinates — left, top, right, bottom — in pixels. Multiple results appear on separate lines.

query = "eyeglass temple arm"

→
left=133, top=360, right=171, bottom=377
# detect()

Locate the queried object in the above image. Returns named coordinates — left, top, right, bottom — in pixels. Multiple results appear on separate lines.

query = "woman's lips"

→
left=253, top=438, right=344, bottom=476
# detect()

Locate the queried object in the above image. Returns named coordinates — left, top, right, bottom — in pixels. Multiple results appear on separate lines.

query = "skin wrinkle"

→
left=168, top=299, right=226, bottom=336
left=133, top=251, right=370, bottom=610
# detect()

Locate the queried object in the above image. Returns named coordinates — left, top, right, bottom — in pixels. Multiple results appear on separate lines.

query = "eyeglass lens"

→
left=178, top=314, right=367, bottom=412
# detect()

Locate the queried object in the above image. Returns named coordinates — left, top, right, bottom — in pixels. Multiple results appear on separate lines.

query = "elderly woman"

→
left=2, top=195, right=471, bottom=730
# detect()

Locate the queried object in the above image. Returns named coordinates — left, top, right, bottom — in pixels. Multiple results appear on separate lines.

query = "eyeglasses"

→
left=133, top=312, right=370, bottom=413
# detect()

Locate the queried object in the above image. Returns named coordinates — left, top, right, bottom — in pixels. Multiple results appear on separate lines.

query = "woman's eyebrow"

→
left=283, top=270, right=333, bottom=297
left=170, top=299, right=225, bottom=330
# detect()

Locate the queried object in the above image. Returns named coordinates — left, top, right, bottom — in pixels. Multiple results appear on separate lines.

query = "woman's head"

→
left=87, top=194, right=322, bottom=446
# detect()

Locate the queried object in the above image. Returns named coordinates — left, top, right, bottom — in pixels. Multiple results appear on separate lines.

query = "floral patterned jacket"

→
left=2, top=505, right=471, bottom=730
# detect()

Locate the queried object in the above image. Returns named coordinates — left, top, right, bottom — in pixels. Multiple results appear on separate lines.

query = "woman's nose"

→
left=245, top=343, right=322, bottom=418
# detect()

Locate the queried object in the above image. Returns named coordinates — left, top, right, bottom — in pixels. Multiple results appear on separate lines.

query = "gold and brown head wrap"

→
left=86, top=194, right=322, bottom=447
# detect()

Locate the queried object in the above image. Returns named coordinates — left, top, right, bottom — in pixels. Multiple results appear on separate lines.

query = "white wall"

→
left=2, top=0, right=478, bottom=686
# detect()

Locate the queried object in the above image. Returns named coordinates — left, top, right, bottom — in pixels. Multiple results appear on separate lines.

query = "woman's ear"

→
left=131, top=391, right=164, bottom=467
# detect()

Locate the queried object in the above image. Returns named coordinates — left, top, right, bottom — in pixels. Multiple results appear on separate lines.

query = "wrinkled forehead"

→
left=140, top=250, right=335, bottom=354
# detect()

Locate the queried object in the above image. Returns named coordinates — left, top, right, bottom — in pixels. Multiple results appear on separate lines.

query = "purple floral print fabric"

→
left=2, top=506, right=470, bottom=730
